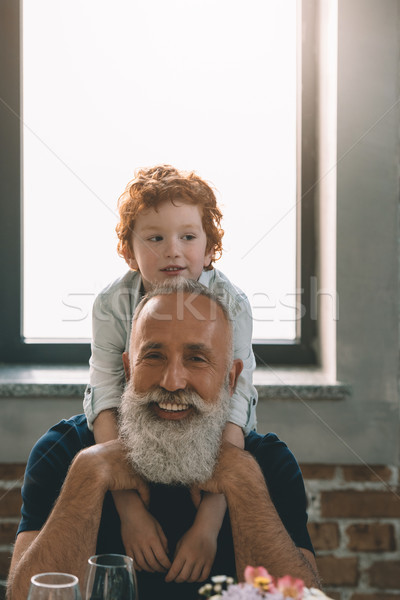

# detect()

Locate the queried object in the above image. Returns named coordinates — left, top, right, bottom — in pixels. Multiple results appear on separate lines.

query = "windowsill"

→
left=254, top=366, right=351, bottom=401
left=0, top=364, right=351, bottom=400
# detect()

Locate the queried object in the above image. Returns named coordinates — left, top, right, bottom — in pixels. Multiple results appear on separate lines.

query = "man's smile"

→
left=158, top=401, right=189, bottom=411
left=152, top=401, right=193, bottom=420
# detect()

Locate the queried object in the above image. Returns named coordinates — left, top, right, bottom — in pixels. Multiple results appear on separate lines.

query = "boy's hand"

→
left=114, top=490, right=171, bottom=573
left=165, top=521, right=217, bottom=583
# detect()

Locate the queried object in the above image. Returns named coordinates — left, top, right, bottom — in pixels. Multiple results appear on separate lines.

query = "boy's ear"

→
left=122, top=247, right=138, bottom=271
left=122, top=352, right=131, bottom=381
left=203, top=246, right=214, bottom=269
left=227, top=359, right=243, bottom=396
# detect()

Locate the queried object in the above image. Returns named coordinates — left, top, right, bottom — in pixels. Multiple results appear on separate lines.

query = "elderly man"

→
left=7, top=281, right=319, bottom=600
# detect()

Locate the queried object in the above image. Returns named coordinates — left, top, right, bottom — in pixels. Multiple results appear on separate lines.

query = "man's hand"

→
left=85, top=443, right=171, bottom=573
left=7, top=439, right=151, bottom=600
left=76, top=439, right=150, bottom=506
left=195, top=440, right=320, bottom=588
left=165, top=521, right=217, bottom=583
left=194, top=441, right=250, bottom=497
left=115, top=490, right=171, bottom=574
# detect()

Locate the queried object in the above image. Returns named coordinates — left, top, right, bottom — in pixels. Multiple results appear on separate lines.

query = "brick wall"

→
left=0, top=464, right=24, bottom=600
left=301, top=464, right=400, bottom=600
left=0, top=463, right=399, bottom=599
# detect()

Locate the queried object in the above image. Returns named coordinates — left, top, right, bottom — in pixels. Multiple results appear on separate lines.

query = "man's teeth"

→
left=158, top=402, right=189, bottom=412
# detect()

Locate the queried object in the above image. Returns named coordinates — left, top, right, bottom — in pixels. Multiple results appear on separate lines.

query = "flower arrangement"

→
left=198, top=567, right=332, bottom=600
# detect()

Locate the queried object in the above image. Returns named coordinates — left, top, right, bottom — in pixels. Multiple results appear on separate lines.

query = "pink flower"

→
left=275, top=574, right=304, bottom=599
left=244, top=566, right=276, bottom=592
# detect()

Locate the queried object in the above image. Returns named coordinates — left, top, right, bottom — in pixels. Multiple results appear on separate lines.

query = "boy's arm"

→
left=92, top=408, right=119, bottom=442
left=92, top=410, right=171, bottom=574
left=85, top=283, right=134, bottom=429
left=165, top=422, right=244, bottom=583
left=223, top=421, right=245, bottom=448
left=229, top=294, right=258, bottom=435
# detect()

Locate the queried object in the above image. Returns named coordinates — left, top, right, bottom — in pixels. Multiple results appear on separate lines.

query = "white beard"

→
left=119, top=382, right=230, bottom=486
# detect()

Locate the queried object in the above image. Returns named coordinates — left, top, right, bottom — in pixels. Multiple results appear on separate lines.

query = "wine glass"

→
left=84, top=554, right=137, bottom=600
left=27, top=572, right=82, bottom=600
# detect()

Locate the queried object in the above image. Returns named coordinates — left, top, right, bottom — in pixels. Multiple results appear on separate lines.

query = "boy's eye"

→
left=148, top=235, right=163, bottom=242
left=182, top=234, right=196, bottom=241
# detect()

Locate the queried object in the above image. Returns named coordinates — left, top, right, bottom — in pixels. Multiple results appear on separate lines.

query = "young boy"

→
left=84, top=164, right=258, bottom=583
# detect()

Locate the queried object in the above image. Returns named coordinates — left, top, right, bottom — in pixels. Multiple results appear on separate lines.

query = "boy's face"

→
left=126, top=200, right=213, bottom=291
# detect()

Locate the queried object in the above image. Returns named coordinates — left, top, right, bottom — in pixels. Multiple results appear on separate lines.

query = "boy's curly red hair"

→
left=116, top=165, right=224, bottom=270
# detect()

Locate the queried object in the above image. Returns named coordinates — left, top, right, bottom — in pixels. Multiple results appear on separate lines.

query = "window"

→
left=0, top=0, right=316, bottom=365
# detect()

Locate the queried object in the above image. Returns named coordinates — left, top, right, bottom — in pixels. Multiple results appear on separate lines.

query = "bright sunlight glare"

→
left=23, top=0, right=297, bottom=342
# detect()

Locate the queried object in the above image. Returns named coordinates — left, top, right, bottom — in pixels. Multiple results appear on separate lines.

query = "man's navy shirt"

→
left=18, top=414, right=313, bottom=600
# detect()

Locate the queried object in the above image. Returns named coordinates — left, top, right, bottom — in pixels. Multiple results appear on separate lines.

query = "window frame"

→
left=0, top=0, right=317, bottom=366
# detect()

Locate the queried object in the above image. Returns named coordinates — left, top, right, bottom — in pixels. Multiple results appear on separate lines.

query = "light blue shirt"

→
left=84, top=268, right=258, bottom=434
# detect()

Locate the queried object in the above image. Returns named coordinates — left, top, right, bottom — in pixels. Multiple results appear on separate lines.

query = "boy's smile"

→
left=126, top=200, right=213, bottom=291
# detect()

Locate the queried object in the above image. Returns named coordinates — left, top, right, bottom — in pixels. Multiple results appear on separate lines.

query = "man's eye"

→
left=143, top=352, right=164, bottom=360
left=189, top=355, right=207, bottom=363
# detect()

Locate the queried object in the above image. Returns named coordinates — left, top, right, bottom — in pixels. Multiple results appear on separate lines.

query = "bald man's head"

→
left=119, top=279, right=242, bottom=485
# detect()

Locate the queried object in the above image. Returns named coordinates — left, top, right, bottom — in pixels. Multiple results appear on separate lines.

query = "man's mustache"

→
left=123, top=383, right=213, bottom=414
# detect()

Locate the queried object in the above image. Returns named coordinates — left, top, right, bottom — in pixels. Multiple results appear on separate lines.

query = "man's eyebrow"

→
left=139, top=342, right=164, bottom=353
left=184, top=343, right=213, bottom=354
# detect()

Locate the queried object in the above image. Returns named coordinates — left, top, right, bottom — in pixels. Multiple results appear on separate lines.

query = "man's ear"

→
left=227, top=359, right=243, bottom=395
left=122, top=352, right=131, bottom=381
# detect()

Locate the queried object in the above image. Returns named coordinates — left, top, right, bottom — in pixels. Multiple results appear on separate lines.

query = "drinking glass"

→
left=27, top=572, right=82, bottom=600
left=84, top=554, right=137, bottom=600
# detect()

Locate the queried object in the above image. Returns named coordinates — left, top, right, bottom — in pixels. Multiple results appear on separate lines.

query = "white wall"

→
left=258, top=0, right=400, bottom=465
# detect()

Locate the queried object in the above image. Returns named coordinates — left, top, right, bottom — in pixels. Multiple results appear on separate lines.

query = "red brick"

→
left=316, top=555, right=359, bottom=586
left=368, top=560, right=400, bottom=589
left=0, top=464, right=25, bottom=481
left=341, top=465, right=392, bottom=482
left=351, top=596, right=400, bottom=600
left=0, top=550, right=12, bottom=579
left=321, top=490, right=400, bottom=518
left=0, top=488, right=22, bottom=518
left=346, top=523, right=396, bottom=552
left=300, top=464, right=336, bottom=479
left=0, top=522, right=18, bottom=545
left=308, top=522, right=340, bottom=550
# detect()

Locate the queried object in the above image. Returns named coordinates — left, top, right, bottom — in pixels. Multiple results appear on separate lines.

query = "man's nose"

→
left=159, top=360, right=187, bottom=392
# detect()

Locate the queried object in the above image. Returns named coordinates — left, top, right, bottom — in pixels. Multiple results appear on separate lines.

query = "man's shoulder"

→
left=29, top=414, right=94, bottom=467
left=245, top=431, right=314, bottom=555
left=245, top=431, right=288, bottom=454
left=18, top=415, right=95, bottom=535
left=245, top=431, right=301, bottom=479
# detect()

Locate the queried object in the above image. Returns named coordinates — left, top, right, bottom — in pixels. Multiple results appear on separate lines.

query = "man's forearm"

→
left=7, top=452, right=107, bottom=600
left=7, top=440, right=148, bottom=600
left=209, top=445, right=320, bottom=588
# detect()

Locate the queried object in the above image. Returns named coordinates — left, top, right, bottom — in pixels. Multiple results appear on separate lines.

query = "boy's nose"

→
left=159, top=360, right=187, bottom=392
left=164, top=238, right=180, bottom=258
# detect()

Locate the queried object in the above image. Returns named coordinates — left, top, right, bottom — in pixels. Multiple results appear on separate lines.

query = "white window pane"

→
left=23, top=0, right=297, bottom=342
